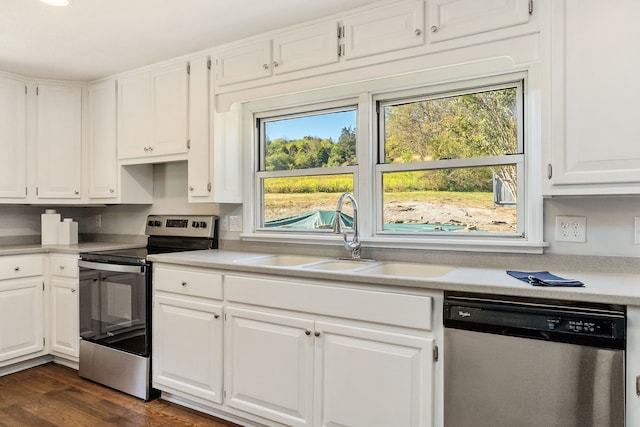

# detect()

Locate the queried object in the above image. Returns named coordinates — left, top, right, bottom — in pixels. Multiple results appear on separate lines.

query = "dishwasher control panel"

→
left=444, top=293, right=626, bottom=350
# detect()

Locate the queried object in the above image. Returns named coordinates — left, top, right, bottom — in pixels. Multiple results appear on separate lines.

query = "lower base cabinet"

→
left=225, top=306, right=434, bottom=427
left=153, top=294, right=224, bottom=403
left=0, top=278, right=44, bottom=364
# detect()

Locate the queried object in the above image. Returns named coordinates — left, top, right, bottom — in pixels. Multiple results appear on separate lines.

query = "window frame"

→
left=254, top=100, right=360, bottom=234
left=373, top=78, right=526, bottom=238
left=242, top=63, right=544, bottom=254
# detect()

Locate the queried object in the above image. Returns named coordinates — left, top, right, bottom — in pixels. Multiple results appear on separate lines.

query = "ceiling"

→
left=0, top=0, right=374, bottom=82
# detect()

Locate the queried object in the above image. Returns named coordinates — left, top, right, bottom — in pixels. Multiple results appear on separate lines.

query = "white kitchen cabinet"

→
left=189, top=55, right=243, bottom=203
left=224, top=273, right=437, bottom=427
left=187, top=56, right=212, bottom=200
left=87, top=80, right=117, bottom=199
left=117, top=71, right=150, bottom=159
left=428, top=0, right=530, bottom=43
left=118, top=63, right=188, bottom=162
left=272, top=22, right=340, bottom=75
left=152, top=265, right=224, bottom=405
left=0, top=255, right=44, bottom=366
left=36, top=84, right=82, bottom=199
left=150, top=63, right=189, bottom=157
left=214, top=40, right=272, bottom=86
left=341, top=0, right=424, bottom=60
left=0, top=75, right=27, bottom=200
left=215, top=22, right=339, bottom=88
left=544, top=0, right=640, bottom=194
left=49, top=254, right=79, bottom=359
left=314, top=321, right=433, bottom=427
left=225, top=307, right=315, bottom=427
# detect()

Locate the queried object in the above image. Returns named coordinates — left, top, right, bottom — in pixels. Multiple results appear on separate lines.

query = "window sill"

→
left=240, top=232, right=548, bottom=255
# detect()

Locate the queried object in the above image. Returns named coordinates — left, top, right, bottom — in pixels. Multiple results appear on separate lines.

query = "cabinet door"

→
left=0, top=76, right=27, bottom=199
left=87, top=80, right=117, bottom=199
left=273, top=22, right=339, bottom=75
left=225, top=307, right=314, bottom=427
left=117, top=72, right=150, bottom=159
left=215, top=40, right=272, bottom=86
left=188, top=56, right=212, bottom=200
left=151, top=63, right=189, bottom=156
left=314, top=321, right=434, bottom=427
left=36, top=85, right=82, bottom=199
left=153, top=294, right=223, bottom=403
left=546, top=0, right=640, bottom=194
left=50, top=277, right=79, bottom=358
left=342, top=0, right=424, bottom=60
left=428, top=0, right=530, bottom=43
left=0, top=278, right=44, bottom=363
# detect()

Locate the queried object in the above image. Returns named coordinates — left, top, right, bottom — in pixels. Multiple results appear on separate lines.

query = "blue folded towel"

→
left=506, top=270, right=584, bottom=287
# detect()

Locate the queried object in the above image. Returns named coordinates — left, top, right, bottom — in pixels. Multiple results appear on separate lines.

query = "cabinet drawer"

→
left=0, top=255, right=43, bottom=280
left=50, top=255, right=79, bottom=278
left=154, top=265, right=223, bottom=300
left=225, top=274, right=433, bottom=330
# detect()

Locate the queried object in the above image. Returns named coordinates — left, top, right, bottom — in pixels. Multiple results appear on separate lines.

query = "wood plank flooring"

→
left=0, top=363, right=243, bottom=427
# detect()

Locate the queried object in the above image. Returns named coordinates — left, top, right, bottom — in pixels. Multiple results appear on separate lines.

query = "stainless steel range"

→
left=78, top=215, right=219, bottom=400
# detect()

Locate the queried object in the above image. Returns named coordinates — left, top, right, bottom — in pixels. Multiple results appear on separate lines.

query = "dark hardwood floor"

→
left=0, top=363, right=243, bottom=426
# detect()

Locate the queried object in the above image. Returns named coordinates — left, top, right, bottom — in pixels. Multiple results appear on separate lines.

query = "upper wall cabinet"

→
left=87, top=80, right=117, bottom=199
left=544, top=0, right=640, bottom=195
left=36, top=84, right=82, bottom=200
left=0, top=75, right=27, bottom=200
left=118, top=63, right=189, bottom=163
left=341, top=0, right=424, bottom=60
left=215, top=22, right=339, bottom=87
left=428, top=0, right=530, bottom=43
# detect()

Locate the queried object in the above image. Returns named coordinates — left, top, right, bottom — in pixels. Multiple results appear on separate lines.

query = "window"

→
left=375, top=81, right=524, bottom=237
left=246, top=68, right=540, bottom=253
left=256, top=105, right=358, bottom=231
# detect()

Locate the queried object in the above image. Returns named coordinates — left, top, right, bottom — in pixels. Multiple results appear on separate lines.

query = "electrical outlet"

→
left=229, top=215, right=242, bottom=232
left=95, top=214, right=101, bottom=228
left=220, top=215, right=229, bottom=232
left=555, top=216, right=586, bottom=243
left=635, top=217, right=640, bottom=245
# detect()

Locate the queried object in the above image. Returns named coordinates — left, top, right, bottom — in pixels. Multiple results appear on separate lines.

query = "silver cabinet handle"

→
left=273, top=61, right=279, bottom=67
left=415, top=28, right=422, bottom=36
left=214, top=314, right=220, bottom=319
left=14, top=266, right=20, bottom=271
left=314, top=331, right=320, bottom=337
left=189, top=186, right=194, bottom=192
left=263, top=63, right=269, bottom=70
left=59, top=265, right=65, bottom=270
left=305, top=330, right=311, bottom=336
left=74, top=190, right=79, bottom=195
left=109, top=188, right=115, bottom=193
left=71, top=289, right=76, bottom=293
left=181, top=281, right=187, bottom=286
left=431, top=25, right=438, bottom=33
left=637, top=375, right=640, bottom=396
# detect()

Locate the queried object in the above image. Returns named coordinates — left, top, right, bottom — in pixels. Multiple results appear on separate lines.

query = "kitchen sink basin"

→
left=359, top=262, right=454, bottom=278
left=237, top=254, right=327, bottom=267
left=303, top=259, right=376, bottom=271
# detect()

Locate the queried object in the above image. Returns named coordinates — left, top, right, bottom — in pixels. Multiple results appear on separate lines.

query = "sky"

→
left=265, top=110, right=356, bottom=142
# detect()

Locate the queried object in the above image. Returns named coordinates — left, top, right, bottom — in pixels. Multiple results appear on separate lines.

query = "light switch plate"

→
left=634, top=217, right=640, bottom=245
left=555, top=216, right=586, bottom=243
left=229, top=215, right=242, bottom=232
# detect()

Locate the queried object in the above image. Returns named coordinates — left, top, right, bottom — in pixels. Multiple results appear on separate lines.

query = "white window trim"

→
left=241, top=59, right=546, bottom=254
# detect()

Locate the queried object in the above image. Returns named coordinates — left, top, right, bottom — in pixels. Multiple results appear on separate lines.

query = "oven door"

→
left=79, top=260, right=151, bottom=357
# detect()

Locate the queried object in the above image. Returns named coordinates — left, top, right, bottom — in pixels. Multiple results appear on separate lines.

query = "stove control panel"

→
left=145, top=215, right=218, bottom=238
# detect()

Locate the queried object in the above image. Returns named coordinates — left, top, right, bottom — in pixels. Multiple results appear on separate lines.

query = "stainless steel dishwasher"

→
left=443, top=292, right=625, bottom=427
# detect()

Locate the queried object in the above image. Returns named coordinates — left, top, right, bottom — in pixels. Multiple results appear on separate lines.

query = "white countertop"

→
left=148, top=250, right=640, bottom=306
left=0, top=242, right=145, bottom=256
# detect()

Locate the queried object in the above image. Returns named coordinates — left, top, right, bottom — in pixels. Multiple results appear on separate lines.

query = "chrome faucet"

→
left=333, top=192, right=361, bottom=259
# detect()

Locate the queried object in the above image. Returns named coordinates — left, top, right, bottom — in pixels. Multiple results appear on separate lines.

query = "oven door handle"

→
left=79, top=260, right=147, bottom=274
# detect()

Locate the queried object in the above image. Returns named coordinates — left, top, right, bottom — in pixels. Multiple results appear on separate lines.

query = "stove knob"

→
left=199, top=221, right=207, bottom=228
left=192, top=221, right=199, bottom=228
